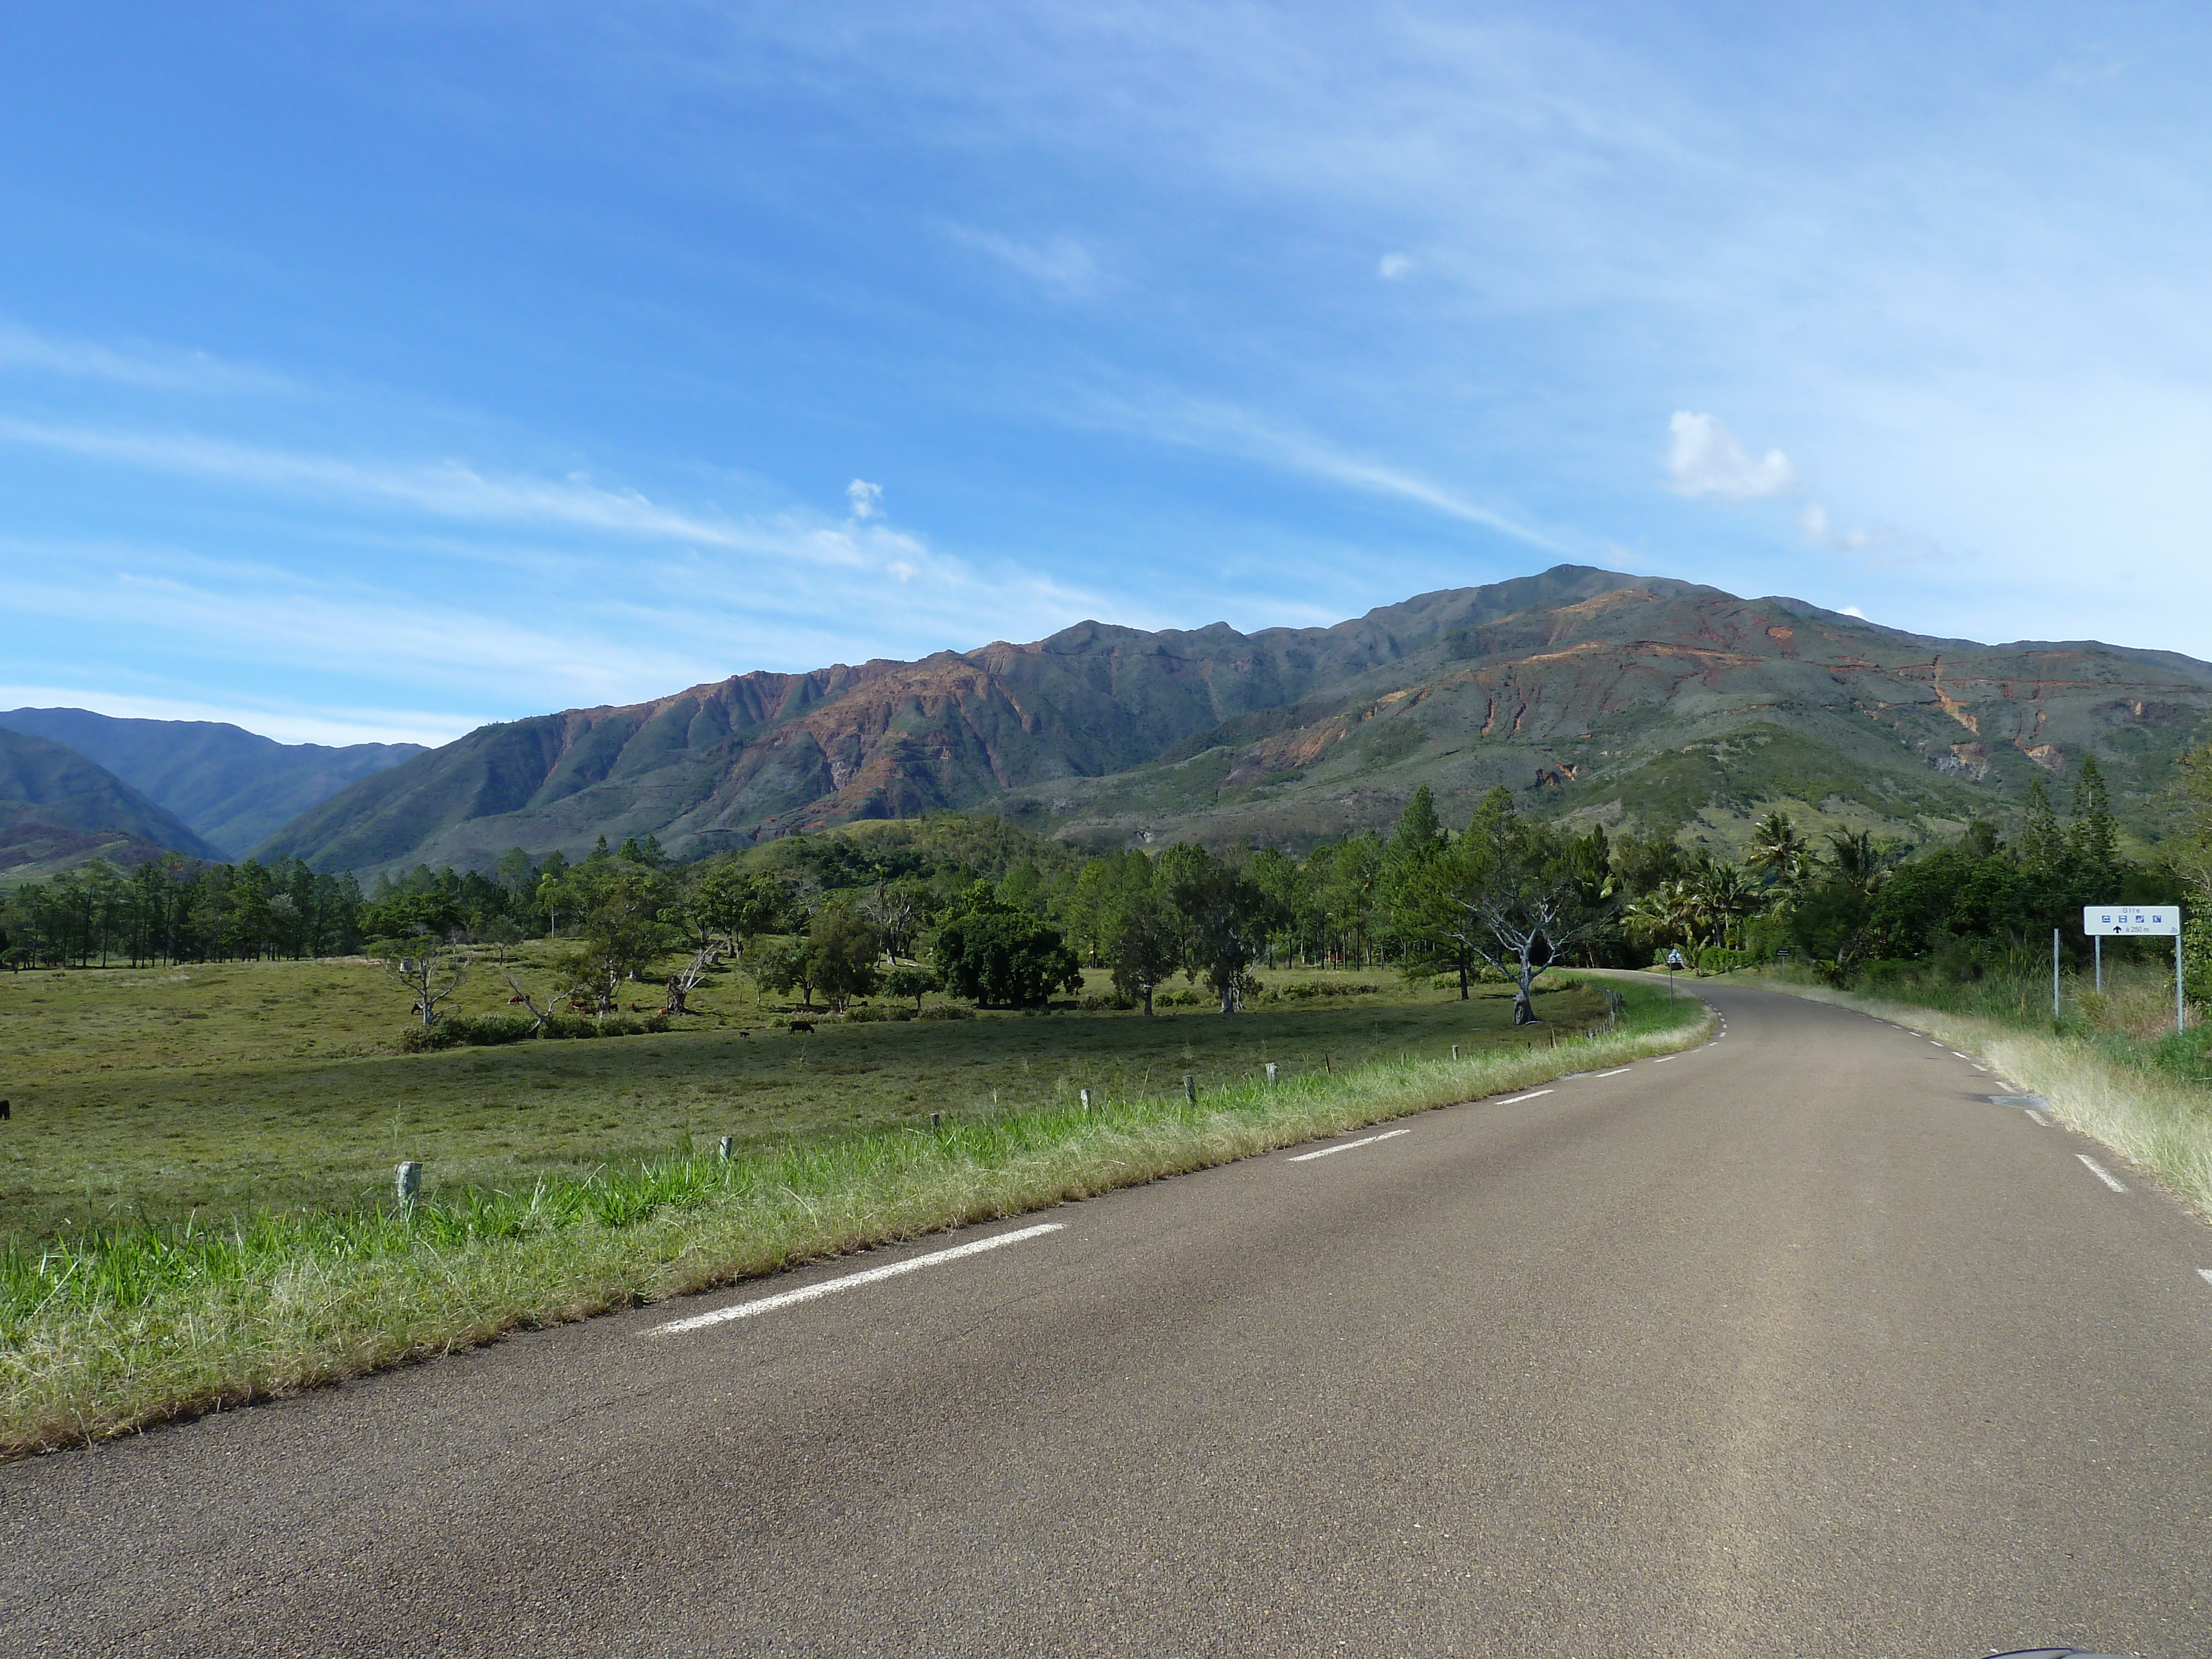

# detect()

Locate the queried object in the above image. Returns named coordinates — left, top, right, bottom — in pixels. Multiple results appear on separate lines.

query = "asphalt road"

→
left=7, top=979, right=2212, bottom=1657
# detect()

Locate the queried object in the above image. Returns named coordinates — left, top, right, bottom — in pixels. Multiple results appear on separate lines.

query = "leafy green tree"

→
left=932, top=882, right=1082, bottom=1008
left=884, top=962, right=941, bottom=1011
left=1162, top=845, right=1278, bottom=1014
left=1106, top=880, right=1180, bottom=1015
left=805, top=906, right=883, bottom=1011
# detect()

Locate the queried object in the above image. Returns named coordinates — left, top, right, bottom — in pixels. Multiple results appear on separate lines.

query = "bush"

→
left=401, top=1012, right=671, bottom=1050
left=917, top=1001, right=976, bottom=1021
left=1696, top=947, right=1754, bottom=975
left=1279, top=979, right=1381, bottom=1000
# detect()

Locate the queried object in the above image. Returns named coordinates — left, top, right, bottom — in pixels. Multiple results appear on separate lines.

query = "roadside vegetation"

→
left=0, top=974, right=1703, bottom=1457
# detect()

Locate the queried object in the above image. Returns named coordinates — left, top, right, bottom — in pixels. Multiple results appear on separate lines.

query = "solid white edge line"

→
left=1287, top=1128, right=1412, bottom=1163
left=1494, top=1088, right=1555, bottom=1105
left=2075, top=1154, right=2128, bottom=1193
left=2025, top=1109, right=2051, bottom=1126
left=651, top=1222, right=1066, bottom=1335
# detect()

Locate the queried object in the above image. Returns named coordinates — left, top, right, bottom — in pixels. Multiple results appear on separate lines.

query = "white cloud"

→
left=0, top=416, right=852, bottom=557
left=847, top=478, right=883, bottom=519
left=1378, top=252, right=1413, bottom=280
left=1078, top=386, right=1567, bottom=551
left=1800, top=501, right=1875, bottom=552
left=948, top=227, right=1104, bottom=298
left=0, top=684, right=477, bottom=748
left=0, top=319, right=294, bottom=395
left=1665, top=411, right=1798, bottom=499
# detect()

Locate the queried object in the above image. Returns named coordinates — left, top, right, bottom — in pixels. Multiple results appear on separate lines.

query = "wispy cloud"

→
left=1080, top=388, right=1567, bottom=551
left=947, top=227, right=1105, bottom=298
left=0, top=319, right=294, bottom=395
left=1377, top=252, right=1413, bottom=280
left=0, top=684, right=477, bottom=748
left=0, top=417, right=858, bottom=557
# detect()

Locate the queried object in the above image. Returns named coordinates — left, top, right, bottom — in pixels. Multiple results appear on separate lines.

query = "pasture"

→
left=0, top=949, right=1612, bottom=1244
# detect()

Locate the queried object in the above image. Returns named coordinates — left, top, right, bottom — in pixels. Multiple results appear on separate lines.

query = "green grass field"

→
left=0, top=947, right=1613, bottom=1245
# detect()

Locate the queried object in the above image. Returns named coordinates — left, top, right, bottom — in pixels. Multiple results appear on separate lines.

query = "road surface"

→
left=6, top=979, right=2212, bottom=1656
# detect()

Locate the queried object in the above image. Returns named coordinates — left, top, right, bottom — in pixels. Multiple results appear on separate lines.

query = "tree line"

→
left=10, top=744, right=2208, bottom=1021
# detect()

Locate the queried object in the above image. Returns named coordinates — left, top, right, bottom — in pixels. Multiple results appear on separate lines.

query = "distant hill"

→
left=0, top=709, right=425, bottom=857
left=0, top=728, right=222, bottom=877
left=253, top=565, right=2212, bottom=876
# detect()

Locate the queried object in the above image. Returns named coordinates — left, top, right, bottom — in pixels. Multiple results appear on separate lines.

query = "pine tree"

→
left=2066, top=753, right=2118, bottom=873
left=2022, top=774, right=2062, bottom=876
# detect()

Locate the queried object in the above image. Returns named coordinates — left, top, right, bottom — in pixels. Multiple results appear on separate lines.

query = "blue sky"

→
left=2, top=3, right=2207, bottom=745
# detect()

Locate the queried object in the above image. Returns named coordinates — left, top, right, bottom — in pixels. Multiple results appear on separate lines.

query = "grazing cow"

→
left=788, top=1020, right=815, bottom=1034
left=1, top=1099, right=9, bottom=1121
left=507, top=994, right=529, bottom=1004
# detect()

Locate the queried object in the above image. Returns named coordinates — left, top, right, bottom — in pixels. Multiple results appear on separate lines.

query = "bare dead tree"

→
left=384, top=938, right=466, bottom=1029
left=662, top=946, right=718, bottom=1015
left=503, top=969, right=554, bottom=1035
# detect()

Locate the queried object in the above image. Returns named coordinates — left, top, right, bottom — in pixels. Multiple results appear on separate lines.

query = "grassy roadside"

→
left=1757, top=975, right=2212, bottom=1223
left=1, top=982, right=1709, bottom=1459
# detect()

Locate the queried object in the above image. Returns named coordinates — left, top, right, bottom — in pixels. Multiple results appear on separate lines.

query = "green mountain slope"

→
left=0, top=709, right=424, bottom=858
left=254, top=566, right=2212, bottom=875
left=0, top=729, right=222, bottom=872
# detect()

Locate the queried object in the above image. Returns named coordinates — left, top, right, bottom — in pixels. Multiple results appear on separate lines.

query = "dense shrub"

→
left=399, top=1011, right=670, bottom=1051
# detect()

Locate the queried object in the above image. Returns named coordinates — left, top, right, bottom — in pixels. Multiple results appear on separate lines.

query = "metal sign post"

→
left=1665, top=947, right=1684, bottom=1001
left=2082, top=906, right=2185, bottom=1033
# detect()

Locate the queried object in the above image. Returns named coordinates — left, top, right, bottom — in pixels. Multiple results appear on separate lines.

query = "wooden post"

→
left=1183, top=1074, right=1197, bottom=1103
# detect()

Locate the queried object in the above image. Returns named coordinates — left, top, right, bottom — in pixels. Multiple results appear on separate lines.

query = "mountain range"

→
left=251, top=566, right=2212, bottom=877
left=8, top=567, right=2207, bottom=884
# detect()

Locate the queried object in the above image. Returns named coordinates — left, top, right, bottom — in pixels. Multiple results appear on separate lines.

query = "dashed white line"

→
left=1592, top=1067, right=1632, bottom=1078
left=2026, top=1109, right=2051, bottom=1127
left=1494, top=1089, right=1555, bottom=1105
left=1651, top=1056, right=1674, bottom=1063
left=2076, top=1154, right=2128, bottom=1193
left=1288, top=1128, right=1411, bottom=1163
left=1949, top=1051, right=1970, bottom=1060
left=2198, top=1269, right=2212, bottom=1288
left=650, top=1222, right=1066, bottom=1335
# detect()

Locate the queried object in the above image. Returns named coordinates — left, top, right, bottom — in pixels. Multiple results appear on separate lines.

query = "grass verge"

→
left=1, top=983, right=1708, bottom=1459
left=1762, top=977, right=2212, bottom=1223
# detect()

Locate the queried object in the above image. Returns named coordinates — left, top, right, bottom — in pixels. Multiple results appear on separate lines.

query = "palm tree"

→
left=1691, top=863, right=1762, bottom=951
left=1746, top=810, right=1817, bottom=892
left=1825, top=829, right=1893, bottom=895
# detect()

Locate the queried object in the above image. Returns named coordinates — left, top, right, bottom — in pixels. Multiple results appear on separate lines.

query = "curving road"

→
left=7, top=980, right=2212, bottom=1657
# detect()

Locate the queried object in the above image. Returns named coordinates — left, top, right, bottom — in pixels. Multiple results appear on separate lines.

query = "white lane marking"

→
left=1495, top=1089, right=1555, bottom=1105
left=1949, top=1051, right=1971, bottom=1060
left=1652, top=1056, right=1674, bottom=1063
left=1287, top=1128, right=1411, bottom=1163
left=1592, top=1067, right=1632, bottom=1078
left=2198, top=1269, right=2212, bottom=1288
left=2076, top=1154, right=2128, bottom=1193
left=651, top=1223, right=1065, bottom=1335
left=2026, top=1109, right=2051, bottom=1126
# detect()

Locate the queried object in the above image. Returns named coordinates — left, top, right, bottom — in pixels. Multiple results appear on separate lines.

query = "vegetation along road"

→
left=6, top=977, right=2209, bottom=1656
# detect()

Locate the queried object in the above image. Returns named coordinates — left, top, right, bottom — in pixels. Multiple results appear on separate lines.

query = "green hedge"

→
left=399, top=1011, right=672, bottom=1051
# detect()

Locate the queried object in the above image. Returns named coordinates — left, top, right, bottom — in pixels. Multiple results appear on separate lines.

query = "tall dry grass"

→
left=2, top=989, right=1710, bottom=1458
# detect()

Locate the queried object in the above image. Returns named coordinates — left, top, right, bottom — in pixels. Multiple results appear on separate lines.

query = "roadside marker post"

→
left=2083, top=906, right=2185, bottom=1033
left=716, top=1136, right=734, bottom=1161
left=1183, top=1073, right=1197, bottom=1103
left=395, top=1161, right=422, bottom=1213
left=1264, top=1063, right=1279, bottom=1086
